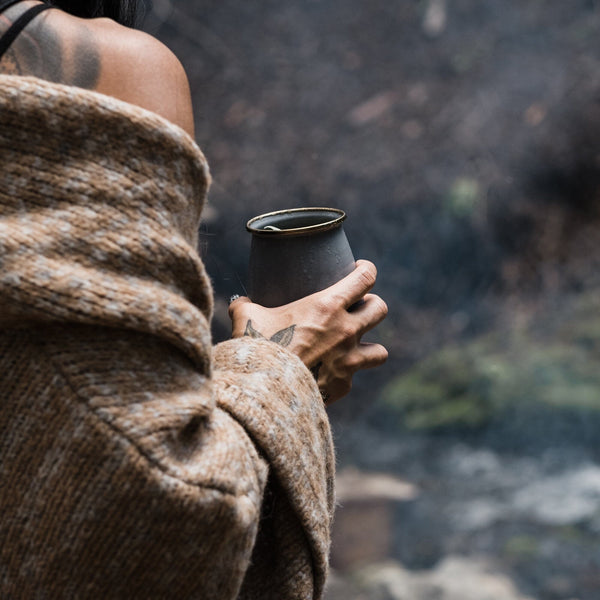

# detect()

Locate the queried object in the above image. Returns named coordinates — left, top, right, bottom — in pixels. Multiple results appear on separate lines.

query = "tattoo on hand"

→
left=244, top=320, right=296, bottom=347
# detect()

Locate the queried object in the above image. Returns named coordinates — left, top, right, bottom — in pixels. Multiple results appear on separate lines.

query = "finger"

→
left=319, top=260, right=378, bottom=309
left=334, top=342, right=388, bottom=375
left=320, top=378, right=352, bottom=405
left=351, top=293, right=388, bottom=335
left=354, top=342, right=389, bottom=369
left=318, top=342, right=387, bottom=404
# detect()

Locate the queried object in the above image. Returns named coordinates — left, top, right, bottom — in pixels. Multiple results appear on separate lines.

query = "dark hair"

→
left=47, top=0, right=143, bottom=27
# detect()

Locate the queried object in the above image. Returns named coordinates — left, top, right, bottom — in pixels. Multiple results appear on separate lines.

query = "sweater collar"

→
left=0, top=75, right=214, bottom=372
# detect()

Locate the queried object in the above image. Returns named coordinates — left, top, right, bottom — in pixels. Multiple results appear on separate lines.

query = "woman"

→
left=0, top=1, right=388, bottom=598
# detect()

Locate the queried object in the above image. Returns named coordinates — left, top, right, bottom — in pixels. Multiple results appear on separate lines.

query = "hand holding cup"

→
left=229, top=207, right=388, bottom=404
left=229, top=259, right=388, bottom=403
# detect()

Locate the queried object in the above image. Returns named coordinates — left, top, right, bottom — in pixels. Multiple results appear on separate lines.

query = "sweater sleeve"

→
left=0, top=75, right=335, bottom=600
left=0, top=327, right=334, bottom=600
left=0, top=327, right=271, bottom=600
left=212, top=337, right=335, bottom=600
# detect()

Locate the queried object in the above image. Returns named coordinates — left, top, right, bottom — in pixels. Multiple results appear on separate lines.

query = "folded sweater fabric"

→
left=0, top=75, right=335, bottom=599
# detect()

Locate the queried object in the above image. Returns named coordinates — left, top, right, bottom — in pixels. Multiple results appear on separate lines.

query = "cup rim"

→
left=246, top=207, right=346, bottom=237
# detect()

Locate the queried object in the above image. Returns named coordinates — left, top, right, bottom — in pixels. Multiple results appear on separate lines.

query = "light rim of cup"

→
left=246, top=207, right=346, bottom=237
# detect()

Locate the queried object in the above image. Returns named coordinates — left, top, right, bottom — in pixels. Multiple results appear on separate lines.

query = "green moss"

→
left=503, top=535, right=539, bottom=561
left=382, top=341, right=501, bottom=430
left=446, top=177, right=481, bottom=217
left=556, top=525, right=587, bottom=543
left=381, top=318, right=600, bottom=431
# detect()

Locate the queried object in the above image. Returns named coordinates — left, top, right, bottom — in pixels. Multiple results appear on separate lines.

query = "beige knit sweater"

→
left=0, top=75, right=335, bottom=599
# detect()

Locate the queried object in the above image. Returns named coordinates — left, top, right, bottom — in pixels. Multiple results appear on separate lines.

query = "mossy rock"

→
left=381, top=329, right=600, bottom=432
left=503, top=535, right=540, bottom=561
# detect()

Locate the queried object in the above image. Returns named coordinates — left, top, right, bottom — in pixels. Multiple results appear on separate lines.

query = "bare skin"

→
left=230, top=261, right=389, bottom=404
left=0, top=2, right=389, bottom=403
left=0, top=1, right=195, bottom=136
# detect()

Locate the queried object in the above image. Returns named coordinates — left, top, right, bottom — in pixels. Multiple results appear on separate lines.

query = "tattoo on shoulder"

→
left=0, top=13, right=100, bottom=89
left=69, top=29, right=101, bottom=89
left=0, top=52, right=23, bottom=75
left=244, top=320, right=296, bottom=347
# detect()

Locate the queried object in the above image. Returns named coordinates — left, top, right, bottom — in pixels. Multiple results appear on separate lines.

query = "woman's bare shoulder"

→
left=85, top=18, right=195, bottom=136
left=3, top=6, right=195, bottom=136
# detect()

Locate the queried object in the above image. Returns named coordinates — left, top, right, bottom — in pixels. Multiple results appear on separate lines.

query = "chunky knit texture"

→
left=0, top=75, right=335, bottom=599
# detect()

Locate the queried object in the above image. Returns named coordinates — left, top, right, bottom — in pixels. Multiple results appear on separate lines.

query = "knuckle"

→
left=315, top=295, right=336, bottom=315
left=340, top=322, right=358, bottom=341
left=330, top=291, right=347, bottom=310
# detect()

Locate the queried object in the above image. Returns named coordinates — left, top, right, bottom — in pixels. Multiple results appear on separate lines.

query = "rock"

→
left=331, top=468, right=419, bottom=571
left=326, top=556, right=535, bottom=600
left=347, top=91, right=399, bottom=127
left=512, top=464, right=600, bottom=525
left=422, top=0, right=447, bottom=38
left=335, top=467, right=420, bottom=503
left=448, top=458, right=600, bottom=530
left=420, top=557, right=535, bottom=600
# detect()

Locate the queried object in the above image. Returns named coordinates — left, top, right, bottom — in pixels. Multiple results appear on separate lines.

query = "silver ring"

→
left=229, top=294, right=240, bottom=305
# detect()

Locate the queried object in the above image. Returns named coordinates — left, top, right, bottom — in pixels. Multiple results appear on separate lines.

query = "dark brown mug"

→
left=246, top=207, right=356, bottom=308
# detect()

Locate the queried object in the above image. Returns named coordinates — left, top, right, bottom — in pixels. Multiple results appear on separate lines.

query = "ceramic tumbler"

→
left=247, top=207, right=356, bottom=308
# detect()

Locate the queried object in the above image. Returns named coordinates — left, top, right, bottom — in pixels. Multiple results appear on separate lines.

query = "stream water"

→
left=327, top=423, right=600, bottom=600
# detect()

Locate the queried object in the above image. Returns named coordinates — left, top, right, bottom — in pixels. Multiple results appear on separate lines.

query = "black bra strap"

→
left=0, top=3, right=51, bottom=62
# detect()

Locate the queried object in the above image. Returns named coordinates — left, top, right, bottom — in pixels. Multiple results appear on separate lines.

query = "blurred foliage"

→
left=382, top=291, right=600, bottom=431
left=446, top=177, right=481, bottom=218
left=503, top=535, right=540, bottom=561
left=150, top=1, right=600, bottom=437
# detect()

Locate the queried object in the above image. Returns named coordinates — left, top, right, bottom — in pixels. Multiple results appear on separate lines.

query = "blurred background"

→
left=145, top=1, right=600, bottom=598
